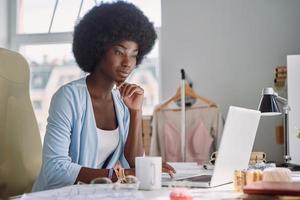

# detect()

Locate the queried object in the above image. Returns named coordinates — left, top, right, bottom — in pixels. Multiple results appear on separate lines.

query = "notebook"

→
left=162, top=106, right=261, bottom=188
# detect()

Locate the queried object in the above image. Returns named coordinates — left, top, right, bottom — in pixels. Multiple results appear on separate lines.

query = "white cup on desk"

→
left=135, top=156, right=162, bottom=190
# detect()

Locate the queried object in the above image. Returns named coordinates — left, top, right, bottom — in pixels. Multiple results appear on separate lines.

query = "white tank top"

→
left=96, top=127, right=119, bottom=168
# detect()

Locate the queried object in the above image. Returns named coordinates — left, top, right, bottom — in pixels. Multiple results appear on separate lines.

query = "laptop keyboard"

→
left=180, top=175, right=212, bottom=182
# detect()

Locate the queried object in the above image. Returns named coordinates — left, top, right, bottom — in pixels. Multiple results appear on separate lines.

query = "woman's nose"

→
left=121, top=55, right=133, bottom=68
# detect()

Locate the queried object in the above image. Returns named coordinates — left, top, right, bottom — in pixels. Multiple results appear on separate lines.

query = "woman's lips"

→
left=118, top=71, right=130, bottom=78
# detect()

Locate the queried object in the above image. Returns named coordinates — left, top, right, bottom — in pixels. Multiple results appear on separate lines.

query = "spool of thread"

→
left=233, top=170, right=247, bottom=192
left=246, top=170, right=263, bottom=185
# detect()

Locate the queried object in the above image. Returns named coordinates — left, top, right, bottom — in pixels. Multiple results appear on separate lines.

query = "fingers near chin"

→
left=120, top=83, right=129, bottom=97
left=124, top=85, right=144, bottom=97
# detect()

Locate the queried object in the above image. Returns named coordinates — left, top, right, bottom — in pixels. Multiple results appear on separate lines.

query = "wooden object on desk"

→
left=250, top=152, right=266, bottom=162
left=210, top=151, right=266, bottom=165
left=243, top=181, right=300, bottom=196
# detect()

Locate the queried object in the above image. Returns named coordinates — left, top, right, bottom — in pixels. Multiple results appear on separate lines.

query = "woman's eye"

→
left=115, top=49, right=123, bottom=55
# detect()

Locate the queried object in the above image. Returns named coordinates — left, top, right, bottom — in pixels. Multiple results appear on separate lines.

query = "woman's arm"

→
left=40, top=87, right=82, bottom=189
left=76, top=168, right=111, bottom=183
left=119, top=83, right=144, bottom=167
left=75, top=167, right=135, bottom=183
left=124, top=109, right=144, bottom=167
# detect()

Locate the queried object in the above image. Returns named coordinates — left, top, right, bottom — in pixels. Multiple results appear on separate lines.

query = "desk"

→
left=142, top=184, right=241, bottom=199
left=10, top=172, right=300, bottom=200
left=12, top=183, right=242, bottom=200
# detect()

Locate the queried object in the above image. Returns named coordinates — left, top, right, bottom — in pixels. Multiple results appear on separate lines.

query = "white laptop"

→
left=162, top=106, right=261, bottom=188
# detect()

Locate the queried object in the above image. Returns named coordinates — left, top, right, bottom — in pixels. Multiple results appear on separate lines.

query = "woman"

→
left=33, top=1, right=175, bottom=192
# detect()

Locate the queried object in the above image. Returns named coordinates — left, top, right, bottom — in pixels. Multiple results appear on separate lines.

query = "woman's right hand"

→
left=162, top=162, right=176, bottom=178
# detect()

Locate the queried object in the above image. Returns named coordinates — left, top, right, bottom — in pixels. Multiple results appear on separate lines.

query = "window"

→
left=17, top=0, right=161, bottom=33
left=10, top=0, right=161, bottom=140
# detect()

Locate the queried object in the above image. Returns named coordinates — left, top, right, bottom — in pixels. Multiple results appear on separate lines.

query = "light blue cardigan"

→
left=32, top=77, right=130, bottom=192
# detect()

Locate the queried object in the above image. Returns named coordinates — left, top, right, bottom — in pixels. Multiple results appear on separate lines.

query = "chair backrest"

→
left=0, top=48, right=42, bottom=198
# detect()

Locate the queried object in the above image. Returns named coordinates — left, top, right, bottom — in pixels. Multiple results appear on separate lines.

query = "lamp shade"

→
left=258, top=88, right=281, bottom=116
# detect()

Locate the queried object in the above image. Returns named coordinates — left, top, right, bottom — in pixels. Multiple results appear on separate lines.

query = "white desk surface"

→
left=142, top=184, right=242, bottom=199
left=12, top=183, right=242, bottom=200
left=11, top=170, right=300, bottom=199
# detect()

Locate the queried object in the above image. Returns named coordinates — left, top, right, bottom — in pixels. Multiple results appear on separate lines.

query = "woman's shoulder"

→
left=53, top=77, right=88, bottom=100
left=64, top=77, right=87, bottom=89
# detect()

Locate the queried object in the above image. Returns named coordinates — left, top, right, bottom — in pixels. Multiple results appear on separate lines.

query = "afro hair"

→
left=72, top=1, right=157, bottom=73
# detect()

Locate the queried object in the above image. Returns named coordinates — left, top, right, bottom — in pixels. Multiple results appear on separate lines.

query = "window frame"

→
left=8, top=0, right=73, bottom=50
left=8, top=0, right=162, bottom=105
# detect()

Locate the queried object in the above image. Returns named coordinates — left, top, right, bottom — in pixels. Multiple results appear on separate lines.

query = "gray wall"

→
left=161, top=0, right=300, bottom=162
left=0, top=0, right=8, bottom=48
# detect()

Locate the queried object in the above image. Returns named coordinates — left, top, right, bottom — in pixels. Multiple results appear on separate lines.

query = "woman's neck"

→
left=86, top=73, right=114, bottom=100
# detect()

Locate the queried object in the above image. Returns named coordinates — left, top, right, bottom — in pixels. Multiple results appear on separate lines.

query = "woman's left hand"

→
left=118, top=82, right=144, bottom=111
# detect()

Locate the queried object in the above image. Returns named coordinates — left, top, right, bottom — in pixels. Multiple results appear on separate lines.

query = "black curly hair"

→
left=72, top=1, right=157, bottom=73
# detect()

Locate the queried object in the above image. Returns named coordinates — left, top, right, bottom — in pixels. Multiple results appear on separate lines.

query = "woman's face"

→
left=98, top=40, right=138, bottom=85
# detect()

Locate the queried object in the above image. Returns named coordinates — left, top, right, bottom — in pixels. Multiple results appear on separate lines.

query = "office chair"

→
left=0, top=48, right=42, bottom=198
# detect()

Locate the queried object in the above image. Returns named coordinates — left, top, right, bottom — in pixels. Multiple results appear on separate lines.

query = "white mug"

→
left=135, top=156, right=162, bottom=190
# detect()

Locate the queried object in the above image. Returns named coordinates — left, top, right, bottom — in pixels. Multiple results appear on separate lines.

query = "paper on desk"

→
left=20, top=184, right=144, bottom=200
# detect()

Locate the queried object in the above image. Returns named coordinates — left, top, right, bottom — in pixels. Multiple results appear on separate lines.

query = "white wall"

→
left=161, top=0, right=300, bottom=162
left=287, top=55, right=300, bottom=165
left=0, top=0, right=8, bottom=48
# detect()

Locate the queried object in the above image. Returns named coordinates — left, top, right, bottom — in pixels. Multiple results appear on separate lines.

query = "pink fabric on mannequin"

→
left=150, top=100, right=224, bottom=164
left=164, top=119, right=213, bottom=164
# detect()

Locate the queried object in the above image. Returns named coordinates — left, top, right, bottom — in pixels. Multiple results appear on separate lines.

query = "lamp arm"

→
left=275, top=95, right=291, bottom=114
left=276, top=95, right=287, bottom=104
left=274, top=94, right=291, bottom=163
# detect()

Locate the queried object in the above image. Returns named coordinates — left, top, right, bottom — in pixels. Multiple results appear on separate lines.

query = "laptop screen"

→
left=210, top=106, right=261, bottom=187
